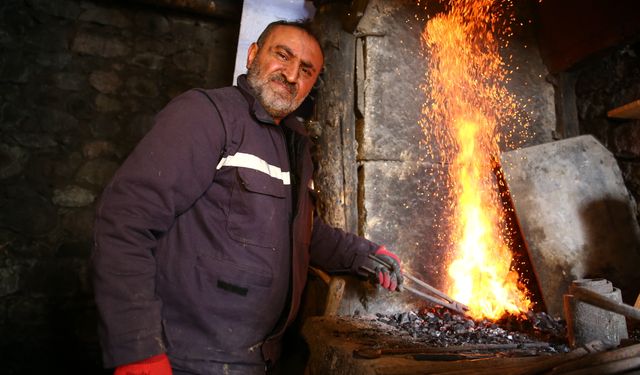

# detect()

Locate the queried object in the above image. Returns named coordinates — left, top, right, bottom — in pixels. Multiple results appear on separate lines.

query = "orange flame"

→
left=419, top=0, right=532, bottom=320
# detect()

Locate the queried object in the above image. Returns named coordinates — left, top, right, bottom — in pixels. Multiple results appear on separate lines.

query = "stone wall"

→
left=573, top=40, right=640, bottom=214
left=0, top=0, right=239, bottom=372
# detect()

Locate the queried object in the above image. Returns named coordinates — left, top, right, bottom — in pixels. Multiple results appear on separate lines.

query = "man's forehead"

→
left=264, top=25, right=321, bottom=52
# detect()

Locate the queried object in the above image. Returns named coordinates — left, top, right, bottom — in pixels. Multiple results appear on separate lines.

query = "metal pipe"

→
left=572, top=286, right=640, bottom=321
left=130, top=0, right=243, bottom=19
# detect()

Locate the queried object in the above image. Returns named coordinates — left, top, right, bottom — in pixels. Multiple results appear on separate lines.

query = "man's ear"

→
left=246, top=43, right=259, bottom=69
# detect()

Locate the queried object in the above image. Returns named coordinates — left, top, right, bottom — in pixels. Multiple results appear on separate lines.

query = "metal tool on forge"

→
left=363, top=254, right=470, bottom=315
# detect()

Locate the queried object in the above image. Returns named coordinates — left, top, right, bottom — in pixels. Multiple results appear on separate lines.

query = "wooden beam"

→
left=309, top=3, right=359, bottom=233
left=130, top=0, right=242, bottom=20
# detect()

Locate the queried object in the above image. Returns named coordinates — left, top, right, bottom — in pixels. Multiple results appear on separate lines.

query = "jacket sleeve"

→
left=308, top=213, right=379, bottom=275
left=92, top=90, right=226, bottom=367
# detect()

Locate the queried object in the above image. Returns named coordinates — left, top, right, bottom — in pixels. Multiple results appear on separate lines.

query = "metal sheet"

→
left=501, top=135, right=640, bottom=317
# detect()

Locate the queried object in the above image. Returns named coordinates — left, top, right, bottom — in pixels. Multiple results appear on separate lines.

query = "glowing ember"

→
left=419, top=0, right=532, bottom=320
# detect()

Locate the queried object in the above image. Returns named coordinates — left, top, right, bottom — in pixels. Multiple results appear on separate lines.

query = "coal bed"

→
left=369, top=307, right=569, bottom=355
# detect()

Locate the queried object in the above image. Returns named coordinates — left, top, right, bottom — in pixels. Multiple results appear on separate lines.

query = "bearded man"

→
left=92, top=20, right=403, bottom=375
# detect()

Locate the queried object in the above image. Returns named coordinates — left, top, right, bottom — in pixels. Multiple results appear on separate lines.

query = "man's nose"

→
left=283, top=62, right=299, bottom=83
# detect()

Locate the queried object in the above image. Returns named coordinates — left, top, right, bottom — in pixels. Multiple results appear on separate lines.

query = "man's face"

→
left=246, top=25, right=323, bottom=122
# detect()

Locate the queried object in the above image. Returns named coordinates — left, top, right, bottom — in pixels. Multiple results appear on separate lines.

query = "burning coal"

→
left=419, top=0, right=532, bottom=320
left=374, top=307, right=568, bottom=353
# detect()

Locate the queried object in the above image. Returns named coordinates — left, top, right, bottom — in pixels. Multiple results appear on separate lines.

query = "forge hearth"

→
left=302, top=309, right=565, bottom=375
left=300, top=130, right=640, bottom=375
left=302, top=311, right=640, bottom=375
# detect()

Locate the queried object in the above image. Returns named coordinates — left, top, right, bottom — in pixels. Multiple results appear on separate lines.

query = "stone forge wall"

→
left=346, top=0, right=555, bottom=314
left=0, top=0, right=238, bottom=371
left=574, top=41, right=640, bottom=215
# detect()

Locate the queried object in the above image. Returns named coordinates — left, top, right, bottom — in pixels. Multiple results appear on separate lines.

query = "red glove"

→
left=369, top=246, right=404, bottom=291
left=114, top=353, right=172, bottom=375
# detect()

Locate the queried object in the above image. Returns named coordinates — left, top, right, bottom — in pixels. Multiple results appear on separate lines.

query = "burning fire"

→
left=419, top=0, right=532, bottom=319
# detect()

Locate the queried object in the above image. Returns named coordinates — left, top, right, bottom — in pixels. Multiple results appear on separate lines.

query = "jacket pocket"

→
left=163, top=254, right=277, bottom=360
left=237, top=167, right=287, bottom=198
left=193, top=254, right=276, bottom=350
left=226, top=168, right=289, bottom=248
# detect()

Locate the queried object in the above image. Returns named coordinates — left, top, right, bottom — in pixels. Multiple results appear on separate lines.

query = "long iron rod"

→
left=404, top=272, right=465, bottom=307
left=403, top=284, right=468, bottom=314
left=572, top=286, right=640, bottom=321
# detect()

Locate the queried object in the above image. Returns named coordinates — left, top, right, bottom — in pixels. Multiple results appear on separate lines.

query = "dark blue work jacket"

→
left=92, top=75, right=378, bottom=370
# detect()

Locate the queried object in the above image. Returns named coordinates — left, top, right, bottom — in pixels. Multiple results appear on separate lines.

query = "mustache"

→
left=270, top=74, right=297, bottom=96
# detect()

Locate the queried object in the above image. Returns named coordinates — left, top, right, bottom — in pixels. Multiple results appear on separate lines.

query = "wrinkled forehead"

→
left=262, top=25, right=324, bottom=66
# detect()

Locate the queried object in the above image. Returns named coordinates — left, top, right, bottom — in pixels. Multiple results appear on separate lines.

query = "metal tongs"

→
left=365, top=254, right=470, bottom=315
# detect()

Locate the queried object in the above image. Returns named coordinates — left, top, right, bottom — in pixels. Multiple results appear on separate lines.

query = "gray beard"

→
left=246, top=62, right=302, bottom=119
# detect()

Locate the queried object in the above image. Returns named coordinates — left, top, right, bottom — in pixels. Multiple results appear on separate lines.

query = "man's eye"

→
left=277, top=52, right=287, bottom=60
left=301, top=68, right=312, bottom=77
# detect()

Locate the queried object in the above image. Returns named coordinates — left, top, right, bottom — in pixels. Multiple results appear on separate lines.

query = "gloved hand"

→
left=368, top=246, right=404, bottom=291
left=114, top=353, right=172, bottom=375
